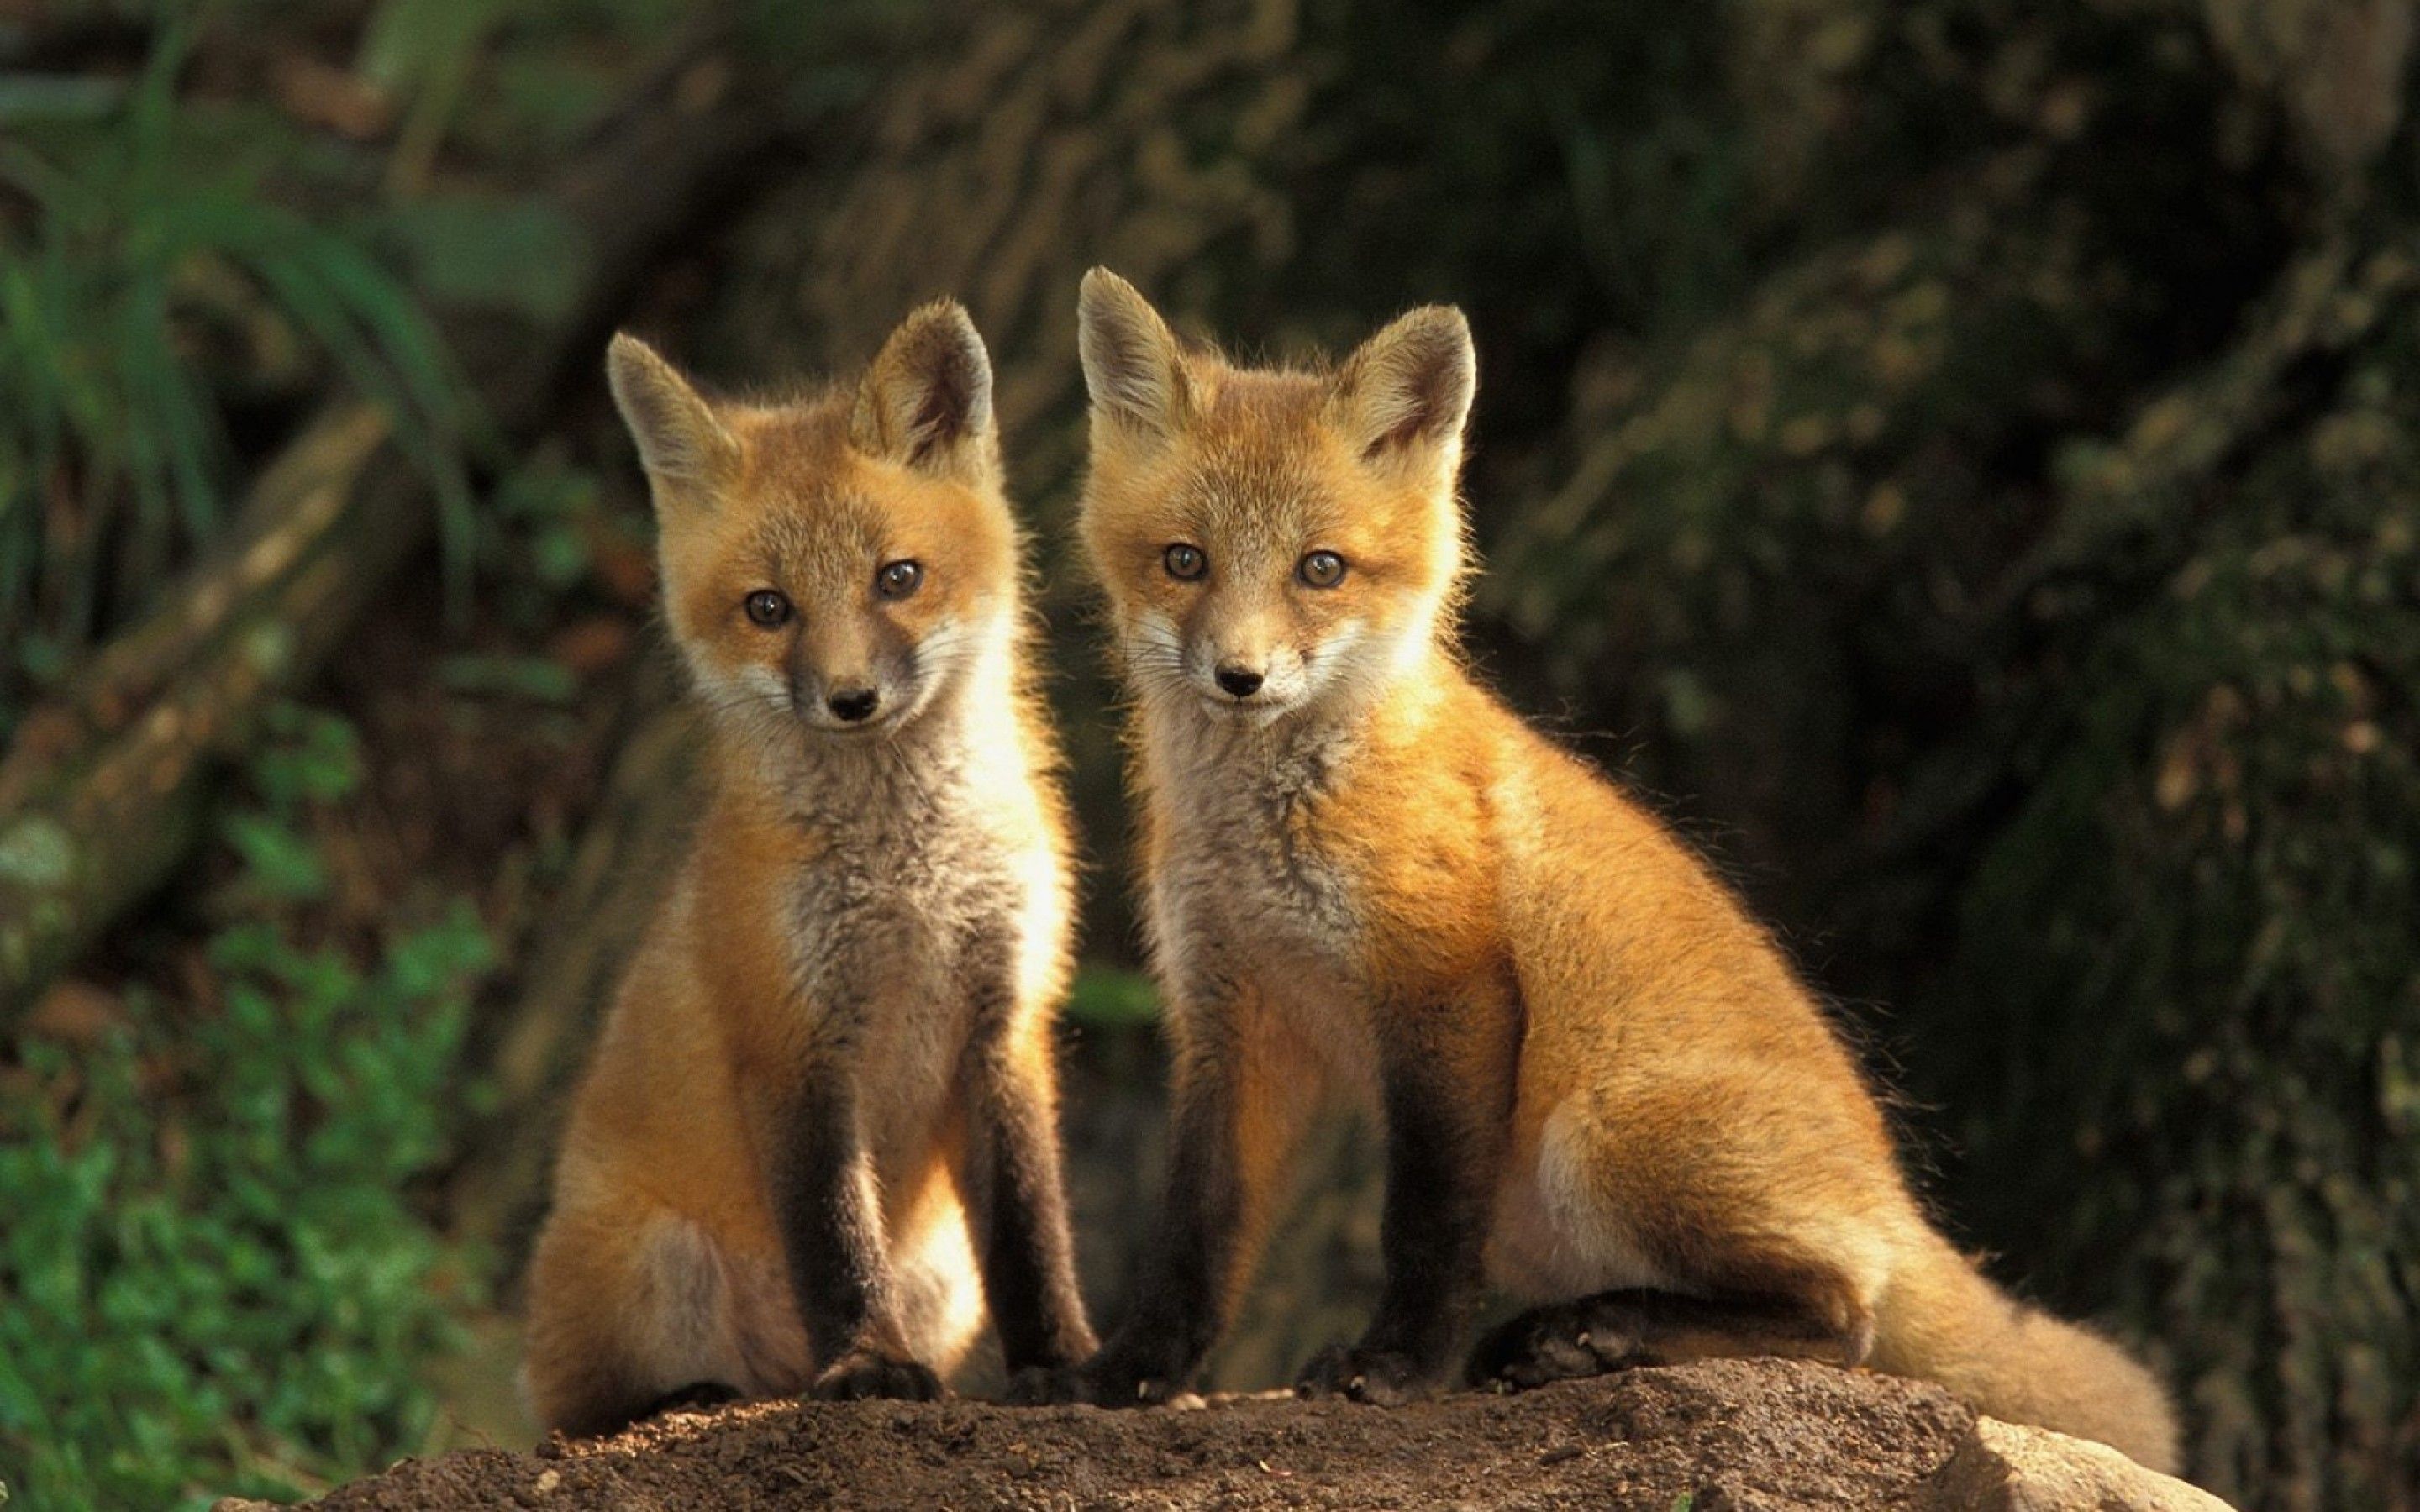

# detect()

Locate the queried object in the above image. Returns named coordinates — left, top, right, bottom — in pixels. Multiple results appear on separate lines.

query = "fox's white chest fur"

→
left=782, top=763, right=1018, bottom=1003
left=1144, top=709, right=1380, bottom=1097
left=765, top=690, right=1065, bottom=1173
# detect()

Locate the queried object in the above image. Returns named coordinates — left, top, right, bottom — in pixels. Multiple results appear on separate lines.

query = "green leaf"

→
left=0, top=76, right=129, bottom=127
left=1067, top=966, right=1160, bottom=1028
left=218, top=812, right=328, bottom=901
left=373, top=196, right=589, bottom=324
left=437, top=653, right=579, bottom=704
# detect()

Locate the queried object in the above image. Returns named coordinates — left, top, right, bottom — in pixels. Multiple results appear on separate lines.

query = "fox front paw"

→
left=1006, top=1346, right=1185, bottom=1408
left=808, top=1351, right=946, bottom=1402
left=1004, top=1364, right=1087, bottom=1406
left=1294, top=1341, right=1439, bottom=1405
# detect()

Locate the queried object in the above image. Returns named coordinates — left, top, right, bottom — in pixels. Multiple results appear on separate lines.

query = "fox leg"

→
left=771, top=1062, right=944, bottom=1401
left=957, top=970, right=1097, bottom=1376
left=1467, top=1081, right=1880, bottom=1392
left=1017, top=972, right=1323, bottom=1405
left=1297, top=967, right=1521, bottom=1404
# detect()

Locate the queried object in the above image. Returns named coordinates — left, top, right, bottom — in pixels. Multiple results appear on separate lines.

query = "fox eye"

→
left=1163, top=543, right=1207, bottom=581
left=877, top=559, right=923, bottom=599
left=1298, top=550, right=1346, bottom=588
left=743, top=589, right=791, bottom=627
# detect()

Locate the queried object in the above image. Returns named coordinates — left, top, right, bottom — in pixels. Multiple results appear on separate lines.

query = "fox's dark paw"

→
left=1465, top=1299, right=1646, bottom=1391
left=1008, top=1346, right=1185, bottom=1408
left=999, top=1339, right=1098, bottom=1404
left=808, top=1352, right=946, bottom=1402
left=1005, top=1364, right=1089, bottom=1406
left=1294, top=1341, right=1439, bottom=1405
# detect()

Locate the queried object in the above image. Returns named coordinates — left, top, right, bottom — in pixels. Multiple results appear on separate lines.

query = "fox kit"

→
left=523, top=303, right=1095, bottom=1436
left=1025, top=269, right=2180, bottom=1474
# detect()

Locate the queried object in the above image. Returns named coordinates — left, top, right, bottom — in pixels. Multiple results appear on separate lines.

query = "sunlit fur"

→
left=658, top=402, right=1017, bottom=747
left=523, top=306, right=1092, bottom=1436
left=1082, top=366, right=1463, bottom=732
left=1074, top=269, right=2181, bottom=1474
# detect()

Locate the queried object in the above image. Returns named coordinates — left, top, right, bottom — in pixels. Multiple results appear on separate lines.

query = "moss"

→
left=0, top=816, right=73, bottom=890
left=1927, top=283, right=2420, bottom=1504
left=1473, top=6, right=2412, bottom=1500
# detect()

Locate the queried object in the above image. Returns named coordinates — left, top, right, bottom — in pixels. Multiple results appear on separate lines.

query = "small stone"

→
left=1930, top=1418, right=2236, bottom=1511
left=531, top=1468, right=561, bottom=1495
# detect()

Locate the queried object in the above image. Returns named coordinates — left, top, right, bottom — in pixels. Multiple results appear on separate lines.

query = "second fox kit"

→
left=1034, top=270, right=2179, bottom=1474
left=523, top=304, right=1094, bottom=1435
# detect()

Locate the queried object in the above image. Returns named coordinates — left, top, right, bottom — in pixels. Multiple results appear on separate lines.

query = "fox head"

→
left=1073, top=269, right=1475, bottom=727
left=607, top=302, right=1020, bottom=745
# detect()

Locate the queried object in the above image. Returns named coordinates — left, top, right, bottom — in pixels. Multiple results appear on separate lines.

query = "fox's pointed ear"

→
left=851, top=300, right=998, bottom=483
left=606, top=333, right=738, bottom=497
left=1078, top=268, right=1189, bottom=438
left=1331, top=306, right=1476, bottom=469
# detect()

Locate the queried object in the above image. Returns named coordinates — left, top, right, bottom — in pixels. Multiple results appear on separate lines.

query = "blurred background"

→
left=0, top=0, right=2414, bottom=1506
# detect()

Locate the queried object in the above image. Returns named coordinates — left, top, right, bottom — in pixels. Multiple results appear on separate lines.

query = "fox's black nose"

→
left=828, top=686, right=881, bottom=722
left=1214, top=664, right=1264, bottom=699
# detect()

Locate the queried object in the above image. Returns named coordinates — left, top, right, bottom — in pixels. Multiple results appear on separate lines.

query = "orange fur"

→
left=524, top=304, right=1093, bottom=1436
left=1069, top=270, right=2179, bottom=1473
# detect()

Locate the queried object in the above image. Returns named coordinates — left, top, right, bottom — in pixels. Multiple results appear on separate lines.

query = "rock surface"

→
left=1933, top=1417, right=2236, bottom=1512
left=289, top=1358, right=2233, bottom=1510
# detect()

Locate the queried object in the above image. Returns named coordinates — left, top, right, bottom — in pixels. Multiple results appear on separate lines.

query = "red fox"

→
left=523, top=303, right=1095, bottom=1435
left=1018, top=268, right=2181, bottom=1476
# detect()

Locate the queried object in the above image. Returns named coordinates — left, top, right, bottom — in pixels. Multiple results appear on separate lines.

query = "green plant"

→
left=476, top=454, right=604, bottom=631
left=0, top=18, right=471, bottom=717
left=357, top=0, right=518, bottom=196
left=1066, top=965, right=1159, bottom=1030
left=213, top=703, right=367, bottom=908
left=0, top=706, right=493, bottom=1510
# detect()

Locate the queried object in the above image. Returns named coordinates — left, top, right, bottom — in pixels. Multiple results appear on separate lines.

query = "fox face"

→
left=607, top=304, right=1018, bottom=742
left=1074, top=270, right=1476, bottom=726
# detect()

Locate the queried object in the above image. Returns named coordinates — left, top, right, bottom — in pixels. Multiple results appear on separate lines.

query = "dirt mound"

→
left=288, top=1358, right=2013, bottom=1510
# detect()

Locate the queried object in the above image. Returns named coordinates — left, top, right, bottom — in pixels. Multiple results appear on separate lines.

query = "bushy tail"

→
left=1871, top=1231, right=2181, bottom=1476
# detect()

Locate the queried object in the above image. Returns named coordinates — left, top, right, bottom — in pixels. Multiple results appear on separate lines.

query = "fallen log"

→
left=0, top=39, right=787, bottom=1013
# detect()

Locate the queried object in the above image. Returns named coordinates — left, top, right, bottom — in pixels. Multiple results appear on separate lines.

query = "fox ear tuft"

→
left=853, top=300, right=997, bottom=481
left=1333, top=306, right=1476, bottom=465
left=606, top=333, right=738, bottom=496
left=1077, top=268, right=1188, bottom=438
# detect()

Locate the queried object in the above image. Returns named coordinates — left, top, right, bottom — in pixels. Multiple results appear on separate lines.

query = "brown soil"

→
left=301, top=1358, right=1981, bottom=1510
